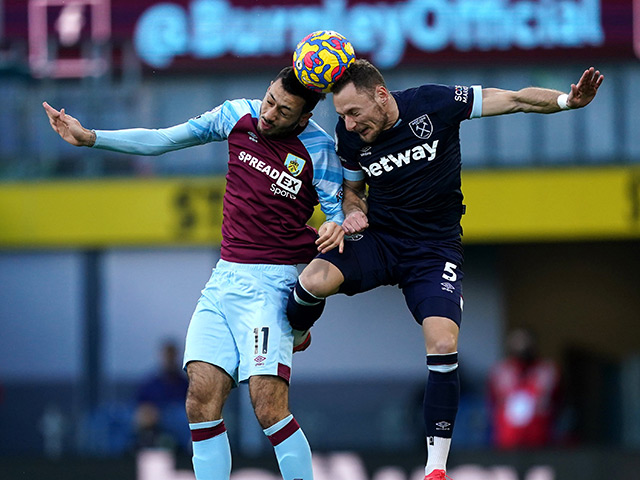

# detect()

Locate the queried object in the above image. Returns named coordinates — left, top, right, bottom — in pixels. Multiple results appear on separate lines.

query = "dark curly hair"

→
left=275, top=66, right=326, bottom=113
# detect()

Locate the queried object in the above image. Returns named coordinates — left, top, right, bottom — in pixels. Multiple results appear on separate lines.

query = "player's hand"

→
left=316, top=221, right=345, bottom=254
left=42, top=102, right=95, bottom=147
left=566, top=67, right=604, bottom=109
left=342, top=210, right=369, bottom=235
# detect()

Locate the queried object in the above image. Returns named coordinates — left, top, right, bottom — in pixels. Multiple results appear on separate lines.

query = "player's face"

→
left=333, top=83, right=392, bottom=143
left=258, top=79, right=312, bottom=138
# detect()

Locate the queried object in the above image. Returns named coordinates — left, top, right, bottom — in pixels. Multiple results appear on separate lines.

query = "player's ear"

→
left=376, top=85, right=390, bottom=105
left=298, top=112, right=313, bottom=127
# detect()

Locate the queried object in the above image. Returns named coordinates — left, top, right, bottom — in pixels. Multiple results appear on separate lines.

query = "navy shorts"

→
left=318, top=228, right=464, bottom=325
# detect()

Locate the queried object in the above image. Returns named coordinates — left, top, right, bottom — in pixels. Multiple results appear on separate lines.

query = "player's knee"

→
left=299, top=259, right=343, bottom=297
left=250, top=377, right=289, bottom=429
left=185, top=362, right=228, bottom=421
left=427, top=335, right=458, bottom=355
left=428, top=338, right=457, bottom=355
left=185, top=383, right=208, bottom=420
left=253, top=402, right=286, bottom=430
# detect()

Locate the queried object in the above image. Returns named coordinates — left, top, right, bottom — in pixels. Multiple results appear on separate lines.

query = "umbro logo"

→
left=440, top=282, right=455, bottom=293
left=248, top=132, right=259, bottom=143
left=435, top=421, right=451, bottom=431
left=359, top=146, right=372, bottom=156
left=409, top=114, right=433, bottom=139
left=254, top=355, right=266, bottom=366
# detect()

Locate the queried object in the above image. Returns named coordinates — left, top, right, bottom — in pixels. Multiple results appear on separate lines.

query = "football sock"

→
left=264, top=414, right=314, bottom=480
left=425, top=437, right=452, bottom=476
left=190, top=419, right=231, bottom=480
left=424, top=352, right=459, bottom=474
left=286, top=280, right=326, bottom=331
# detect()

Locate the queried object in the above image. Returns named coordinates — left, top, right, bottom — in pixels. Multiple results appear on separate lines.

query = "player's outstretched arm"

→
left=481, top=67, right=604, bottom=117
left=42, top=102, right=96, bottom=147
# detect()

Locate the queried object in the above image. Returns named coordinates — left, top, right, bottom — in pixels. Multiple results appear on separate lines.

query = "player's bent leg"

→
left=250, top=375, right=314, bottom=480
left=186, top=361, right=234, bottom=480
left=422, top=316, right=460, bottom=479
left=422, top=316, right=459, bottom=354
left=287, top=259, right=343, bottom=334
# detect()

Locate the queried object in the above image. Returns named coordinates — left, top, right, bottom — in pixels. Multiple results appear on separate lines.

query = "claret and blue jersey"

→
left=94, top=98, right=344, bottom=265
left=189, top=99, right=344, bottom=264
left=336, top=83, right=482, bottom=239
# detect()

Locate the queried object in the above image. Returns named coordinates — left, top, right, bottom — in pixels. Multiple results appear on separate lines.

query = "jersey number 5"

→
left=442, top=262, right=458, bottom=282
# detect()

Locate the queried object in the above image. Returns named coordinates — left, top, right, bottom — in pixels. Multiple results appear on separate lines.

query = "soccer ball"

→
left=293, top=30, right=356, bottom=93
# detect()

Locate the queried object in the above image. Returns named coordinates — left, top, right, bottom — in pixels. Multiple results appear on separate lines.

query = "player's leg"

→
left=185, top=361, right=234, bottom=480
left=400, top=240, right=464, bottom=480
left=287, top=231, right=393, bottom=348
left=287, top=258, right=344, bottom=350
left=250, top=375, right=313, bottom=480
left=422, top=316, right=460, bottom=479
left=183, top=263, right=240, bottom=480
left=228, top=262, right=314, bottom=479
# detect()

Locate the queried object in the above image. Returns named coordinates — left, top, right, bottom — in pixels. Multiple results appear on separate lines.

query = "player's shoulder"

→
left=221, top=98, right=262, bottom=118
left=394, top=84, right=457, bottom=111
left=190, top=98, right=260, bottom=124
left=298, top=119, right=339, bottom=163
left=299, top=118, right=335, bottom=147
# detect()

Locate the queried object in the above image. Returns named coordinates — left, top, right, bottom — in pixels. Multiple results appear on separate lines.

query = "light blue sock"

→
left=264, top=415, right=313, bottom=480
left=190, top=419, right=231, bottom=480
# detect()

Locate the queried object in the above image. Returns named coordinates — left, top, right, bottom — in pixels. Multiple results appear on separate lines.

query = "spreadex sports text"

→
left=238, top=150, right=302, bottom=199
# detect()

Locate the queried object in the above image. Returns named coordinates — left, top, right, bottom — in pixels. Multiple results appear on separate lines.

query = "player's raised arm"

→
left=480, top=67, right=604, bottom=117
left=42, top=102, right=96, bottom=147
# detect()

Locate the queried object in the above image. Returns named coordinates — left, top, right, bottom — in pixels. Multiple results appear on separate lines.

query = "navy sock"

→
left=286, top=280, right=326, bottom=331
left=424, top=352, right=460, bottom=439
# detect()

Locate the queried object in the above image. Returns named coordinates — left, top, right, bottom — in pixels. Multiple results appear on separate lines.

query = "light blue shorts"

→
left=183, top=259, right=297, bottom=385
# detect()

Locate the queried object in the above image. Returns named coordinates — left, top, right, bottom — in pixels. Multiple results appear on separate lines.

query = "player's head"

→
left=331, top=59, right=395, bottom=143
left=258, top=67, right=326, bottom=138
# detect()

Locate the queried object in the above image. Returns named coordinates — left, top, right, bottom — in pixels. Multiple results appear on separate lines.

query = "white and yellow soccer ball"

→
left=293, top=30, right=356, bottom=93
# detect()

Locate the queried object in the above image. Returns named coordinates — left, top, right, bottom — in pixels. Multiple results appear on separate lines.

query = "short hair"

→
left=275, top=66, right=326, bottom=113
left=331, top=59, right=386, bottom=96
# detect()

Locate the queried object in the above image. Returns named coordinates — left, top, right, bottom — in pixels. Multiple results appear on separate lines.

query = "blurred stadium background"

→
left=1, top=1, right=640, bottom=479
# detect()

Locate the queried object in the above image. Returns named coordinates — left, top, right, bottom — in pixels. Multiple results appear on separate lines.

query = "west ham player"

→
left=43, top=66, right=345, bottom=480
left=286, top=59, right=603, bottom=480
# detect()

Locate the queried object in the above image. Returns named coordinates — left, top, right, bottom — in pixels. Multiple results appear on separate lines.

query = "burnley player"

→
left=286, top=60, right=603, bottom=480
left=43, top=66, right=345, bottom=480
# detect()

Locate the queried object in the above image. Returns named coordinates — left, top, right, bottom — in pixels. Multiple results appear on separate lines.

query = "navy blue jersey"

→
left=336, top=84, right=482, bottom=239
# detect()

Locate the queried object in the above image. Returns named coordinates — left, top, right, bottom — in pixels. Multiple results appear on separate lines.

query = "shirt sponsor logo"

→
left=361, top=140, right=439, bottom=177
left=284, top=153, right=306, bottom=177
left=273, top=171, right=302, bottom=198
left=238, top=150, right=301, bottom=199
left=409, top=114, right=433, bottom=139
